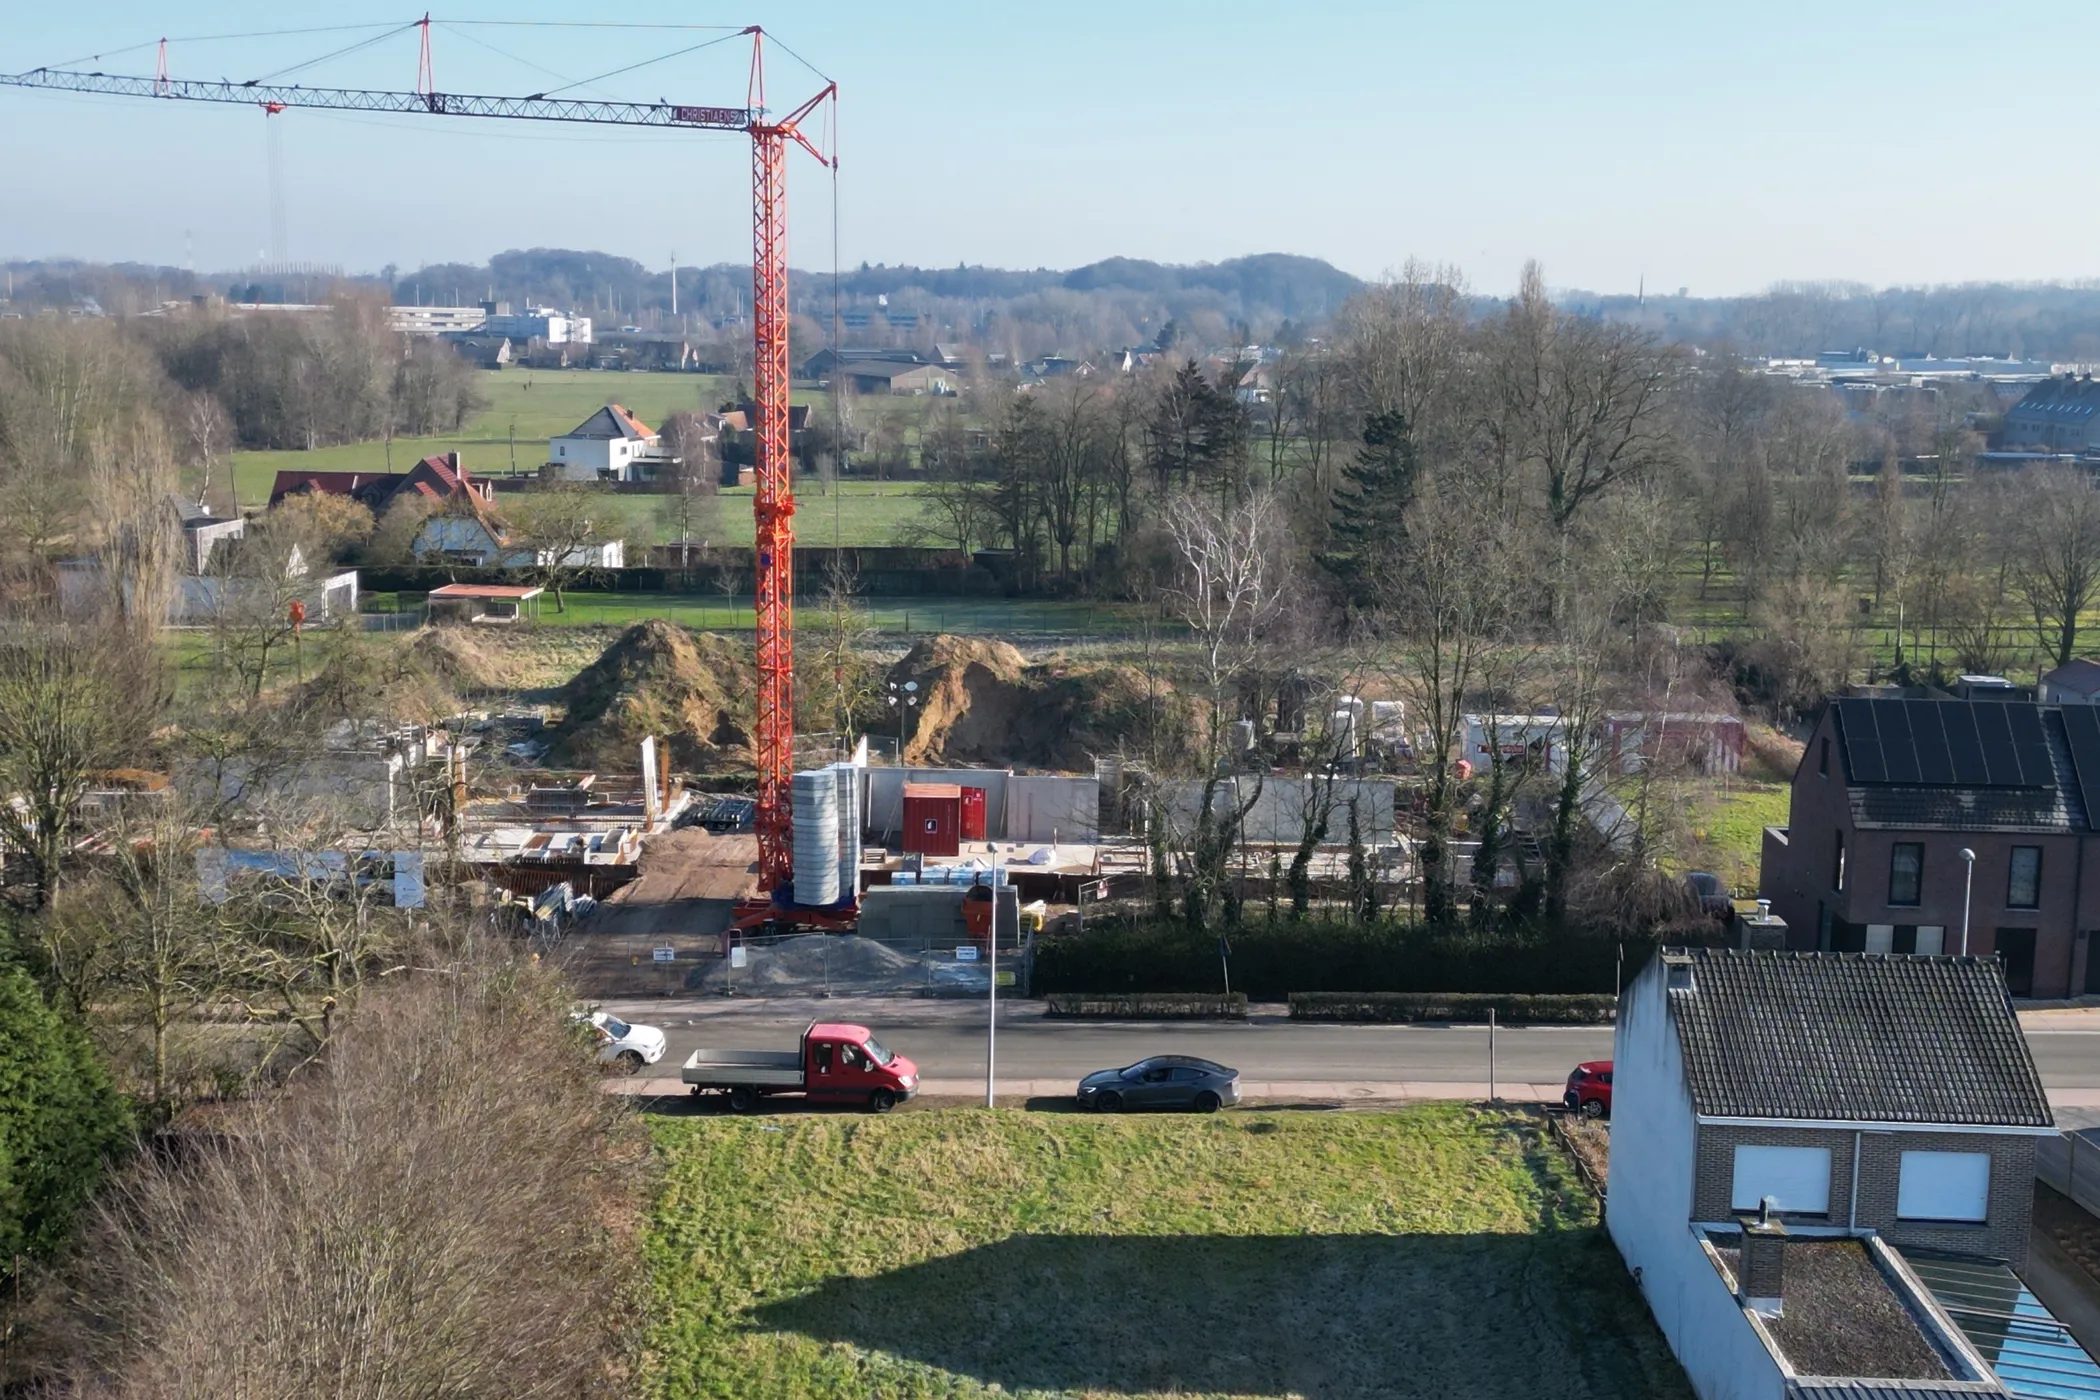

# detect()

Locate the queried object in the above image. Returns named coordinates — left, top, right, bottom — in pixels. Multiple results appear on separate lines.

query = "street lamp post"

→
left=986, top=896, right=997, bottom=1109
left=1959, top=847, right=1976, bottom=955
left=885, top=680, right=920, bottom=761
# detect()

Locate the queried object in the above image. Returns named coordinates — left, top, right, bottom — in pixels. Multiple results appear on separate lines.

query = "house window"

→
left=1833, top=830, right=1847, bottom=893
left=1889, top=843, right=1923, bottom=907
left=1866, top=924, right=1895, bottom=954
left=1896, top=1150, right=1990, bottom=1223
left=2008, top=847, right=2041, bottom=909
left=1731, top=1144, right=1832, bottom=1215
left=1915, top=924, right=1946, bottom=955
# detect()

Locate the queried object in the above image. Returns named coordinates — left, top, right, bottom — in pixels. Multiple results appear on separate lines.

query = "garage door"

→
left=1897, top=1151, right=1990, bottom=1223
left=1731, top=1145, right=1832, bottom=1214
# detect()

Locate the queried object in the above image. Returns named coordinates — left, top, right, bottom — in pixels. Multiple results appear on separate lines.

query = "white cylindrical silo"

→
left=792, top=769, right=841, bottom=906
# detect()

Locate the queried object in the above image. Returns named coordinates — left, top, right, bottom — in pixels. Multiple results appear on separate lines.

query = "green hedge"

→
left=1044, top=992, right=1248, bottom=1020
left=1032, top=918, right=1649, bottom=1001
left=1288, top=992, right=1616, bottom=1024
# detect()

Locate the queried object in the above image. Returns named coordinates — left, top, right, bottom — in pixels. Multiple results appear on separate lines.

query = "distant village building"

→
left=410, top=494, right=624, bottom=571
left=268, top=452, right=492, bottom=513
left=2000, top=373, right=2100, bottom=452
left=172, top=494, right=245, bottom=573
left=840, top=360, right=957, bottom=396
left=547, top=405, right=671, bottom=483
left=2038, top=658, right=2100, bottom=705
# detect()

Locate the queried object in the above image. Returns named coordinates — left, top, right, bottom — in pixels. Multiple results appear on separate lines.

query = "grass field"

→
left=641, top=1105, right=1690, bottom=1399
left=221, top=369, right=737, bottom=510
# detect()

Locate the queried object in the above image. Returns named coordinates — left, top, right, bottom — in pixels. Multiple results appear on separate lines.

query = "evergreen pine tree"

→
left=1327, top=409, right=1419, bottom=596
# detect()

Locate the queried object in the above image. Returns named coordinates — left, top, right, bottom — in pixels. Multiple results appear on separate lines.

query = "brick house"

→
left=1760, top=696, right=2100, bottom=998
left=1609, top=947, right=2057, bottom=1400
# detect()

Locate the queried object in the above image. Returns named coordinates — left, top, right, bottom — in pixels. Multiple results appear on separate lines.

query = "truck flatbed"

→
left=681, top=1047, right=803, bottom=1087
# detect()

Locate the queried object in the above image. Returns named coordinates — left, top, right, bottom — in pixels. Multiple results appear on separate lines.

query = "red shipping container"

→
left=960, top=786, right=988, bottom=841
left=901, top=783, right=961, bottom=857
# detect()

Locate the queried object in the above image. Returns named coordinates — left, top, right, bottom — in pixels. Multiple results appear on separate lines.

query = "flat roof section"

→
left=1710, top=1236, right=1953, bottom=1383
left=428, top=584, right=545, bottom=599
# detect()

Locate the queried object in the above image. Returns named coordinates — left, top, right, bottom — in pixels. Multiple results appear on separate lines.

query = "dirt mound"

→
left=548, top=620, right=750, bottom=772
left=891, top=635, right=1192, bottom=769
left=405, top=626, right=512, bottom=695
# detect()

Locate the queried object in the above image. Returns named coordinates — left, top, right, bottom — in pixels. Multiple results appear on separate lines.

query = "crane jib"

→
left=0, top=70, right=754, bottom=131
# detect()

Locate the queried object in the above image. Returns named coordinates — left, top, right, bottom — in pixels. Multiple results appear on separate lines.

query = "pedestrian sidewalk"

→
left=609, top=1077, right=2100, bottom=1111
left=611, top=1077, right=1575, bottom=1103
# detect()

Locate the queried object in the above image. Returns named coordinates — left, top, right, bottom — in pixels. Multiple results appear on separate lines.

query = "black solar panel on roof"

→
left=1837, top=699, right=1889, bottom=782
left=1944, top=705, right=1989, bottom=784
left=1837, top=697, right=2060, bottom=789
left=1910, top=703, right=1955, bottom=784
left=1879, top=698, right=1923, bottom=783
left=2007, top=703, right=2052, bottom=786
left=1975, top=702, right=2018, bottom=784
left=2063, top=706, right=2100, bottom=826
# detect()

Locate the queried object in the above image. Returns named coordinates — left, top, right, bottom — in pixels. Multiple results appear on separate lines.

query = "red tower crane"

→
left=4, top=21, right=832, bottom=896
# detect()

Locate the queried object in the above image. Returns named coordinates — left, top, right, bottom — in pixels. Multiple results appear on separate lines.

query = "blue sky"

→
left=1, top=2, right=2091, bottom=296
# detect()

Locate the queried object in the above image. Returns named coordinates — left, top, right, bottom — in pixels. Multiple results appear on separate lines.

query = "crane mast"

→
left=1, top=23, right=832, bottom=898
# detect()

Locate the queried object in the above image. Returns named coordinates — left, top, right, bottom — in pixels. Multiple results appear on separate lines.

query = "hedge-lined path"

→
left=589, top=996, right=2100, bottom=1106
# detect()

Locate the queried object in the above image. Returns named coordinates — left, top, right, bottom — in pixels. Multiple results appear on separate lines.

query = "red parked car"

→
left=1564, top=1060, right=1613, bottom=1118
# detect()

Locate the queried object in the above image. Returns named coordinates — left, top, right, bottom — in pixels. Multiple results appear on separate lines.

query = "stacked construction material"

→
left=832, top=763, right=861, bottom=903
left=791, top=769, right=841, bottom=906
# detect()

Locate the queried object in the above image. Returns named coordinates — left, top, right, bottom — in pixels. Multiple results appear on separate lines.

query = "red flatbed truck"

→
left=680, top=1020, right=919, bottom=1113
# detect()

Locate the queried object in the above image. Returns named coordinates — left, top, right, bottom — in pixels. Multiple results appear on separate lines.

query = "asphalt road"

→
left=600, top=996, right=2100, bottom=1092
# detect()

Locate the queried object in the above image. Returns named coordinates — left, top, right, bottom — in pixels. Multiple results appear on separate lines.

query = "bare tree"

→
left=504, top=483, right=614, bottom=612
left=0, top=619, right=166, bottom=909
left=1382, top=474, right=1519, bottom=927
left=1479, top=261, right=1681, bottom=535
left=1160, top=490, right=1292, bottom=931
left=2011, top=464, right=2100, bottom=667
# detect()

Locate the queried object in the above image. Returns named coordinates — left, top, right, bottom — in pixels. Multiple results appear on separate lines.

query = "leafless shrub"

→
left=32, top=945, right=651, bottom=1398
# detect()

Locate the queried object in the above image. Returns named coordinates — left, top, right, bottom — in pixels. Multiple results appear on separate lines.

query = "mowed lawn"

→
left=223, top=369, right=737, bottom=509
left=642, top=1105, right=1690, bottom=1399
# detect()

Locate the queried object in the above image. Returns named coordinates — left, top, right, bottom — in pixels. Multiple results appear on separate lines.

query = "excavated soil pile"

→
left=892, top=634, right=1193, bottom=769
left=405, top=626, right=513, bottom=695
left=548, top=620, right=751, bottom=771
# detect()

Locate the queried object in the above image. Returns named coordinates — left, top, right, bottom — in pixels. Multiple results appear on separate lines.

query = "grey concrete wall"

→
left=1008, top=775, right=1098, bottom=843
left=863, top=767, right=1011, bottom=841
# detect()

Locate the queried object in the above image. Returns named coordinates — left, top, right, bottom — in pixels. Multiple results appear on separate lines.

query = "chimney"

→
left=1737, top=1198, right=1788, bottom=1317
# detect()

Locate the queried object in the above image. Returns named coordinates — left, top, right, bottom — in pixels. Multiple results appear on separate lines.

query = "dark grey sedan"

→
left=1076, top=1056, right=1241, bottom=1113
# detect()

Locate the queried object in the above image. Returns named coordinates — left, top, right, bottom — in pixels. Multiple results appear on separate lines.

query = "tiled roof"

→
left=560, top=404, right=655, bottom=441
left=2008, top=374, right=2100, bottom=421
left=1667, top=949, right=2052, bottom=1128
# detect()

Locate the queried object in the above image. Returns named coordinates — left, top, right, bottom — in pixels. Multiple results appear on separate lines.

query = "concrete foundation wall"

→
left=1159, top=777, right=1398, bottom=846
left=866, top=767, right=1011, bottom=842
left=1008, top=775, right=1099, bottom=843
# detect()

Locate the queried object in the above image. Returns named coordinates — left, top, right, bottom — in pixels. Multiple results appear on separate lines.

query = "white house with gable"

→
left=548, top=404, right=670, bottom=483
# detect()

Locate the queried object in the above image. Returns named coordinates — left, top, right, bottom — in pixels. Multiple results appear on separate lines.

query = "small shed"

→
left=426, top=583, right=544, bottom=623
left=901, top=782, right=962, bottom=857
